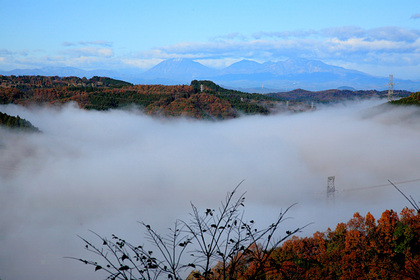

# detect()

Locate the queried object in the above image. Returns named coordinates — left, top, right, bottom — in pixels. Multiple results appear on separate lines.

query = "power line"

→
left=340, top=178, right=420, bottom=193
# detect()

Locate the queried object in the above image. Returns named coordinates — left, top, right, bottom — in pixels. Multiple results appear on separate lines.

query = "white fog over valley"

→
left=1, top=100, right=420, bottom=280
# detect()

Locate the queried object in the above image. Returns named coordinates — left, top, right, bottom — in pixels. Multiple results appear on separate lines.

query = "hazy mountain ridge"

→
left=141, top=58, right=408, bottom=91
left=142, top=58, right=217, bottom=81
left=2, top=58, right=420, bottom=91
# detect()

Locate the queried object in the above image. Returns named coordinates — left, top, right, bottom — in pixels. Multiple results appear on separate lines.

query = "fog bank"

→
left=1, top=100, right=419, bottom=280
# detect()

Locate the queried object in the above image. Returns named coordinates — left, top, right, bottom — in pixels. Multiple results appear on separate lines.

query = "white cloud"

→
left=326, top=37, right=408, bottom=52
left=253, top=30, right=318, bottom=39
left=63, top=47, right=114, bottom=58
left=321, top=26, right=366, bottom=40
left=211, top=32, right=248, bottom=41
left=254, top=26, right=420, bottom=42
left=1, top=26, right=420, bottom=79
left=121, top=58, right=164, bottom=69
left=154, top=35, right=418, bottom=63
left=80, top=40, right=113, bottom=47
left=141, top=26, right=420, bottom=79
left=195, top=57, right=242, bottom=68
left=62, top=41, right=76, bottom=47
left=367, top=27, right=420, bottom=42
left=63, top=40, right=113, bottom=47
left=319, top=26, right=420, bottom=43
left=96, top=48, right=113, bottom=57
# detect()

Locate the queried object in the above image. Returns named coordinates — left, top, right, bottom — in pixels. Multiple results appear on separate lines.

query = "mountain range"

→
left=2, top=58, right=420, bottom=92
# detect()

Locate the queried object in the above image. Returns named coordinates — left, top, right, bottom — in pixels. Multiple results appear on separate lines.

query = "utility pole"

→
left=387, top=74, right=394, bottom=102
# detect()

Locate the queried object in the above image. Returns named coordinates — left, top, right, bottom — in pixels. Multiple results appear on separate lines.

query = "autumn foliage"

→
left=0, top=75, right=279, bottom=120
left=391, top=91, right=420, bottom=106
left=209, top=208, right=420, bottom=280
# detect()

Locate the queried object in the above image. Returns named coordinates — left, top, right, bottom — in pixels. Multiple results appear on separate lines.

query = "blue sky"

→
left=1, top=0, right=420, bottom=79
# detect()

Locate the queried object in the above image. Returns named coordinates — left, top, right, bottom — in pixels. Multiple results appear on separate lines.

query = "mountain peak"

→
left=220, top=59, right=263, bottom=75
left=142, top=58, right=216, bottom=83
left=166, top=57, right=194, bottom=63
left=235, top=59, right=261, bottom=65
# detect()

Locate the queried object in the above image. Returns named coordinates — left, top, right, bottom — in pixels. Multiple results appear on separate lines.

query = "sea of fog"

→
left=1, top=99, right=420, bottom=280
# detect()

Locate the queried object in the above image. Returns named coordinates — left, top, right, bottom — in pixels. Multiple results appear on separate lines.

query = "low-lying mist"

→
left=1, top=100, right=419, bottom=280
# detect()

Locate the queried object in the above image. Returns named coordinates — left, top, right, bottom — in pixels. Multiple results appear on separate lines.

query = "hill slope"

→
left=0, top=112, right=40, bottom=132
left=267, top=88, right=412, bottom=103
left=0, top=75, right=286, bottom=120
left=390, top=91, right=420, bottom=106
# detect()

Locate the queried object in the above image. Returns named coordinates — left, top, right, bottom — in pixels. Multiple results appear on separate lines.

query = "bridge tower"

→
left=327, top=176, right=336, bottom=199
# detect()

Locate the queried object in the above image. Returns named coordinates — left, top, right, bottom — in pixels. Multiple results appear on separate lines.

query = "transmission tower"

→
left=387, top=74, right=394, bottom=102
left=327, top=176, right=336, bottom=199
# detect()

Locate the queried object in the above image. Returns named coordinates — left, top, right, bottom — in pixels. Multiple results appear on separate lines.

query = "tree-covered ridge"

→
left=390, top=92, right=420, bottom=106
left=0, top=75, right=132, bottom=89
left=0, top=76, right=285, bottom=120
left=191, top=80, right=279, bottom=115
left=267, top=88, right=412, bottom=103
left=0, top=111, right=40, bottom=132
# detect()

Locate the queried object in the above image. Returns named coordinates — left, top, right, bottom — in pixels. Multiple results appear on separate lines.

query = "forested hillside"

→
left=3, top=75, right=412, bottom=120
left=267, top=88, right=412, bottom=103
left=0, top=75, right=284, bottom=120
left=0, top=75, right=132, bottom=88
left=390, top=92, right=420, bottom=106
left=0, top=111, right=40, bottom=132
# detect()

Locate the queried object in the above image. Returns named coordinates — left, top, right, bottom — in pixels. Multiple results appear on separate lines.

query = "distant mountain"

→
left=219, top=59, right=265, bottom=75
left=212, top=58, right=394, bottom=91
left=0, top=67, right=123, bottom=81
left=140, top=58, right=217, bottom=84
left=218, top=58, right=352, bottom=76
left=2, top=58, right=420, bottom=91
left=338, top=86, right=356, bottom=91
left=138, top=58, right=420, bottom=91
